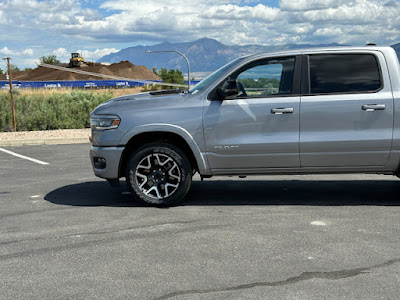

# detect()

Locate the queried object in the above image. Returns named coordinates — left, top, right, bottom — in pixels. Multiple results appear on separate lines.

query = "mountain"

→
left=390, top=42, right=400, bottom=58
left=99, top=38, right=232, bottom=74
left=99, top=38, right=393, bottom=74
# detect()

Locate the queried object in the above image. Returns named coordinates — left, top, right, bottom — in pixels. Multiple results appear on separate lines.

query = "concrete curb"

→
left=0, top=138, right=90, bottom=147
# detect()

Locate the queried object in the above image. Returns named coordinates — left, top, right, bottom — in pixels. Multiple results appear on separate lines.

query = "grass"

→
left=0, top=87, right=145, bottom=97
left=0, top=87, right=155, bottom=132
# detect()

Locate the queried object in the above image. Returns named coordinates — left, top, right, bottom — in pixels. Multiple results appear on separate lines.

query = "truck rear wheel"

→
left=125, top=142, right=192, bottom=206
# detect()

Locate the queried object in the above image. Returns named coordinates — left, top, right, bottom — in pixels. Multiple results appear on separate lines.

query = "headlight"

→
left=91, top=115, right=121, bottom=130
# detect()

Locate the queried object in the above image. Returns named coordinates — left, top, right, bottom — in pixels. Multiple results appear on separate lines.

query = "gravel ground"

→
left=0, top=129, right=91, bottom=146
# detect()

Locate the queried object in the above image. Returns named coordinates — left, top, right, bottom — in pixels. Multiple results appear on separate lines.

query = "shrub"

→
left=0, top=90, right=113, bottom=131
left=39, top=55, right=61, bottom=65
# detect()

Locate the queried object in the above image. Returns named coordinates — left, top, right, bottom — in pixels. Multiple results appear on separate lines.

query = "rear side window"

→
left=308, top=54, right=382, bottom=94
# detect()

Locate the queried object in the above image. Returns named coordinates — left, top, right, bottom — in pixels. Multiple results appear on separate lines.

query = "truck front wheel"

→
left=125, top=142, right=192, bottom=206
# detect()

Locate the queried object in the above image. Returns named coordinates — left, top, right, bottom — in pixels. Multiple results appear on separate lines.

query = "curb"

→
left=0, top=138, right=90, bottom=147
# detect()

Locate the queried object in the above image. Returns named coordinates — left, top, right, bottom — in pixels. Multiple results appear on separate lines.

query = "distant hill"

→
left=390, top=42, right=400, bottom=60
left=98, top=38, right=345, bottom=73
left=98, top=38, right=400, bottom=74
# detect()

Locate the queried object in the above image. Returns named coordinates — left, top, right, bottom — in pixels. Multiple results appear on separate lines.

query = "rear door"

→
left=300, top=52, right=394, bottom=167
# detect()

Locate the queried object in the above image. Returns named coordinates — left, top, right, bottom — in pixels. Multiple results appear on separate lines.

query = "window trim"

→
left=207, top=55, right=302, bottom=101
left=301, top=53, right=384, bottom=96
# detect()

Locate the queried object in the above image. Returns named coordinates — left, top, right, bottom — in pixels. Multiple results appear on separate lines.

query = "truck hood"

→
left=92, top=90, right=189, bottom=115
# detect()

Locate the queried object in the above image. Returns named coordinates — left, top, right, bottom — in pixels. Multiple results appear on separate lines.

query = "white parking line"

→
left=0, top=148, right=50, bottom=165
left=310, top=221, right=327, bottom=226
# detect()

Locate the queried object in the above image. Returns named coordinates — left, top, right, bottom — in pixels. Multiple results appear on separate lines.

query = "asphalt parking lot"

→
left=1, top=143, right=400, bottom=299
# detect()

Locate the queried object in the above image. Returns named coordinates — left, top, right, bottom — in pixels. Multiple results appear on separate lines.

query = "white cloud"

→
left=0, top=47, right=34, bottom=56
left=0, top=10, right=5, bottom=24
left=313, top=27, right=343, bottom=37
left=2, top=0, right=100, bottom=29
left=0, top=47, right=14, bottom=56
left=302, top=1, right=396, bottom=24
left=280, top=0, right=349, bottom=11
left=202, top=4, right=279, bottom=21
left=21, top=49, right=34, bottom=56
left=21, top=58, right=40, bottom=67
left=53, top=48, right=69, bottom=57
left=0, top=47, right=36, bottom=69
left=54, top=0, right=400, bottom=46
left=2, top=0, right=400, bottom=68
left=50, top=48, right=70, bottom=62
left=76, top=48, right=119, bottom=61
left=49, top=47, right=118, bottom=63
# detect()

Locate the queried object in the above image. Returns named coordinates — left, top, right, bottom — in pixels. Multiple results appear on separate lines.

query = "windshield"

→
left=189, top=57, right=244, bottom=94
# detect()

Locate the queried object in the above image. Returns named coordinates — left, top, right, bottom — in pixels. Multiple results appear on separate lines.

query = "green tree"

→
left=0, top=68, right=3, bottom=75
left=158, top=68, right=185, bottom=85
left=39, top=54, right=60, bottom=65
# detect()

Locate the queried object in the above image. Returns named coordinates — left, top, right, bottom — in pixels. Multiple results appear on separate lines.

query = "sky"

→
left=1, top=0, right=400, bottom=68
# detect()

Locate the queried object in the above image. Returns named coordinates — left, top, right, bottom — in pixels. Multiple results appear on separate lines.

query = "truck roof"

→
left=243, top=45, right=396, bottom=60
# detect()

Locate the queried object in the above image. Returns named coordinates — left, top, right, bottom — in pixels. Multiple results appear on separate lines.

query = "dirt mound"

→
left=86, top=66, right=115, bottom=77
left=106, top=61, right=160, bottom=81
left=1, top=61, right=160, bottom=82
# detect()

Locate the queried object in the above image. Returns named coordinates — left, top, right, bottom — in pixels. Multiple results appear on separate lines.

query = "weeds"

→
left=0, top=86, right=163, bottom=131
left=0, top=90, right=113, bottom=131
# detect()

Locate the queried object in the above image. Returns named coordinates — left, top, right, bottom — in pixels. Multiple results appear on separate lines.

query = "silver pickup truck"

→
left=90, top=46, right=400, bottom=206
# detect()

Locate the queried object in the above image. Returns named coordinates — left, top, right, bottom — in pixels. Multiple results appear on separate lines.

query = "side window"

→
left=308, top=54, right=382, bottom=94
left=235, top=57, right=295, bottom=97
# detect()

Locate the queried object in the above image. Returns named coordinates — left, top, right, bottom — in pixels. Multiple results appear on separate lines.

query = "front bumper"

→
left=90, top=146, right=124, bottom=179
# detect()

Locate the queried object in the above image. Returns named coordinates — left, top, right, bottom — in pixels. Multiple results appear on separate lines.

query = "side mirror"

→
left=217, top=79, right=239, bottom=99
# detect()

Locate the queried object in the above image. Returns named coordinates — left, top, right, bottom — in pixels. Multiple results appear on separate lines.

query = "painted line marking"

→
left=30, top=195, right=40, bottom=198
left=310, top=221, right=327, bottom=226
left=0, top=148, right=50, bottom=165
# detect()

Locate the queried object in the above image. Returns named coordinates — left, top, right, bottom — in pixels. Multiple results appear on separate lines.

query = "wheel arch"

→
left=119, top=126, right=209, bottom=178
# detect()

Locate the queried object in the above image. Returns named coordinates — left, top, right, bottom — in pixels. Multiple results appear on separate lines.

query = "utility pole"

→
left=2, top=57, right=16, bottom=131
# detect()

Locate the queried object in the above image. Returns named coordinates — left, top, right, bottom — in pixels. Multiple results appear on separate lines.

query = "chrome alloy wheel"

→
left=135, top=153, right=181, bottom=199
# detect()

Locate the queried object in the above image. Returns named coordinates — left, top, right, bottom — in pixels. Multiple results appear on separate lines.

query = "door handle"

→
left=362, top=104, right=385, bottom=111
left=271, top=108, right=294, bottom=114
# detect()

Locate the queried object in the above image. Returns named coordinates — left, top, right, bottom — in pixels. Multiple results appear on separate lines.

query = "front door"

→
left=203, top=56, right=301, bottom=173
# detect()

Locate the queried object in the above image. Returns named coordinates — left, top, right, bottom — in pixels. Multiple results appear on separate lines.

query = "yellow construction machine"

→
left=68, top=53, right=88, bottom=67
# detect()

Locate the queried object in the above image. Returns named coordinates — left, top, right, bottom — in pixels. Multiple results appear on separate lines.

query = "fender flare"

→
left=120, top=123, right=210, bottom=175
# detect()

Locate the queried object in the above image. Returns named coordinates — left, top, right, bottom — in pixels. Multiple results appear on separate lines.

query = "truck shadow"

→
left=44, top=179, right=400, bottom=207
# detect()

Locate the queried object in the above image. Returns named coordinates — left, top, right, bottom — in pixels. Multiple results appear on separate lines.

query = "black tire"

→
left=125, top=142, right=192, bottom=206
